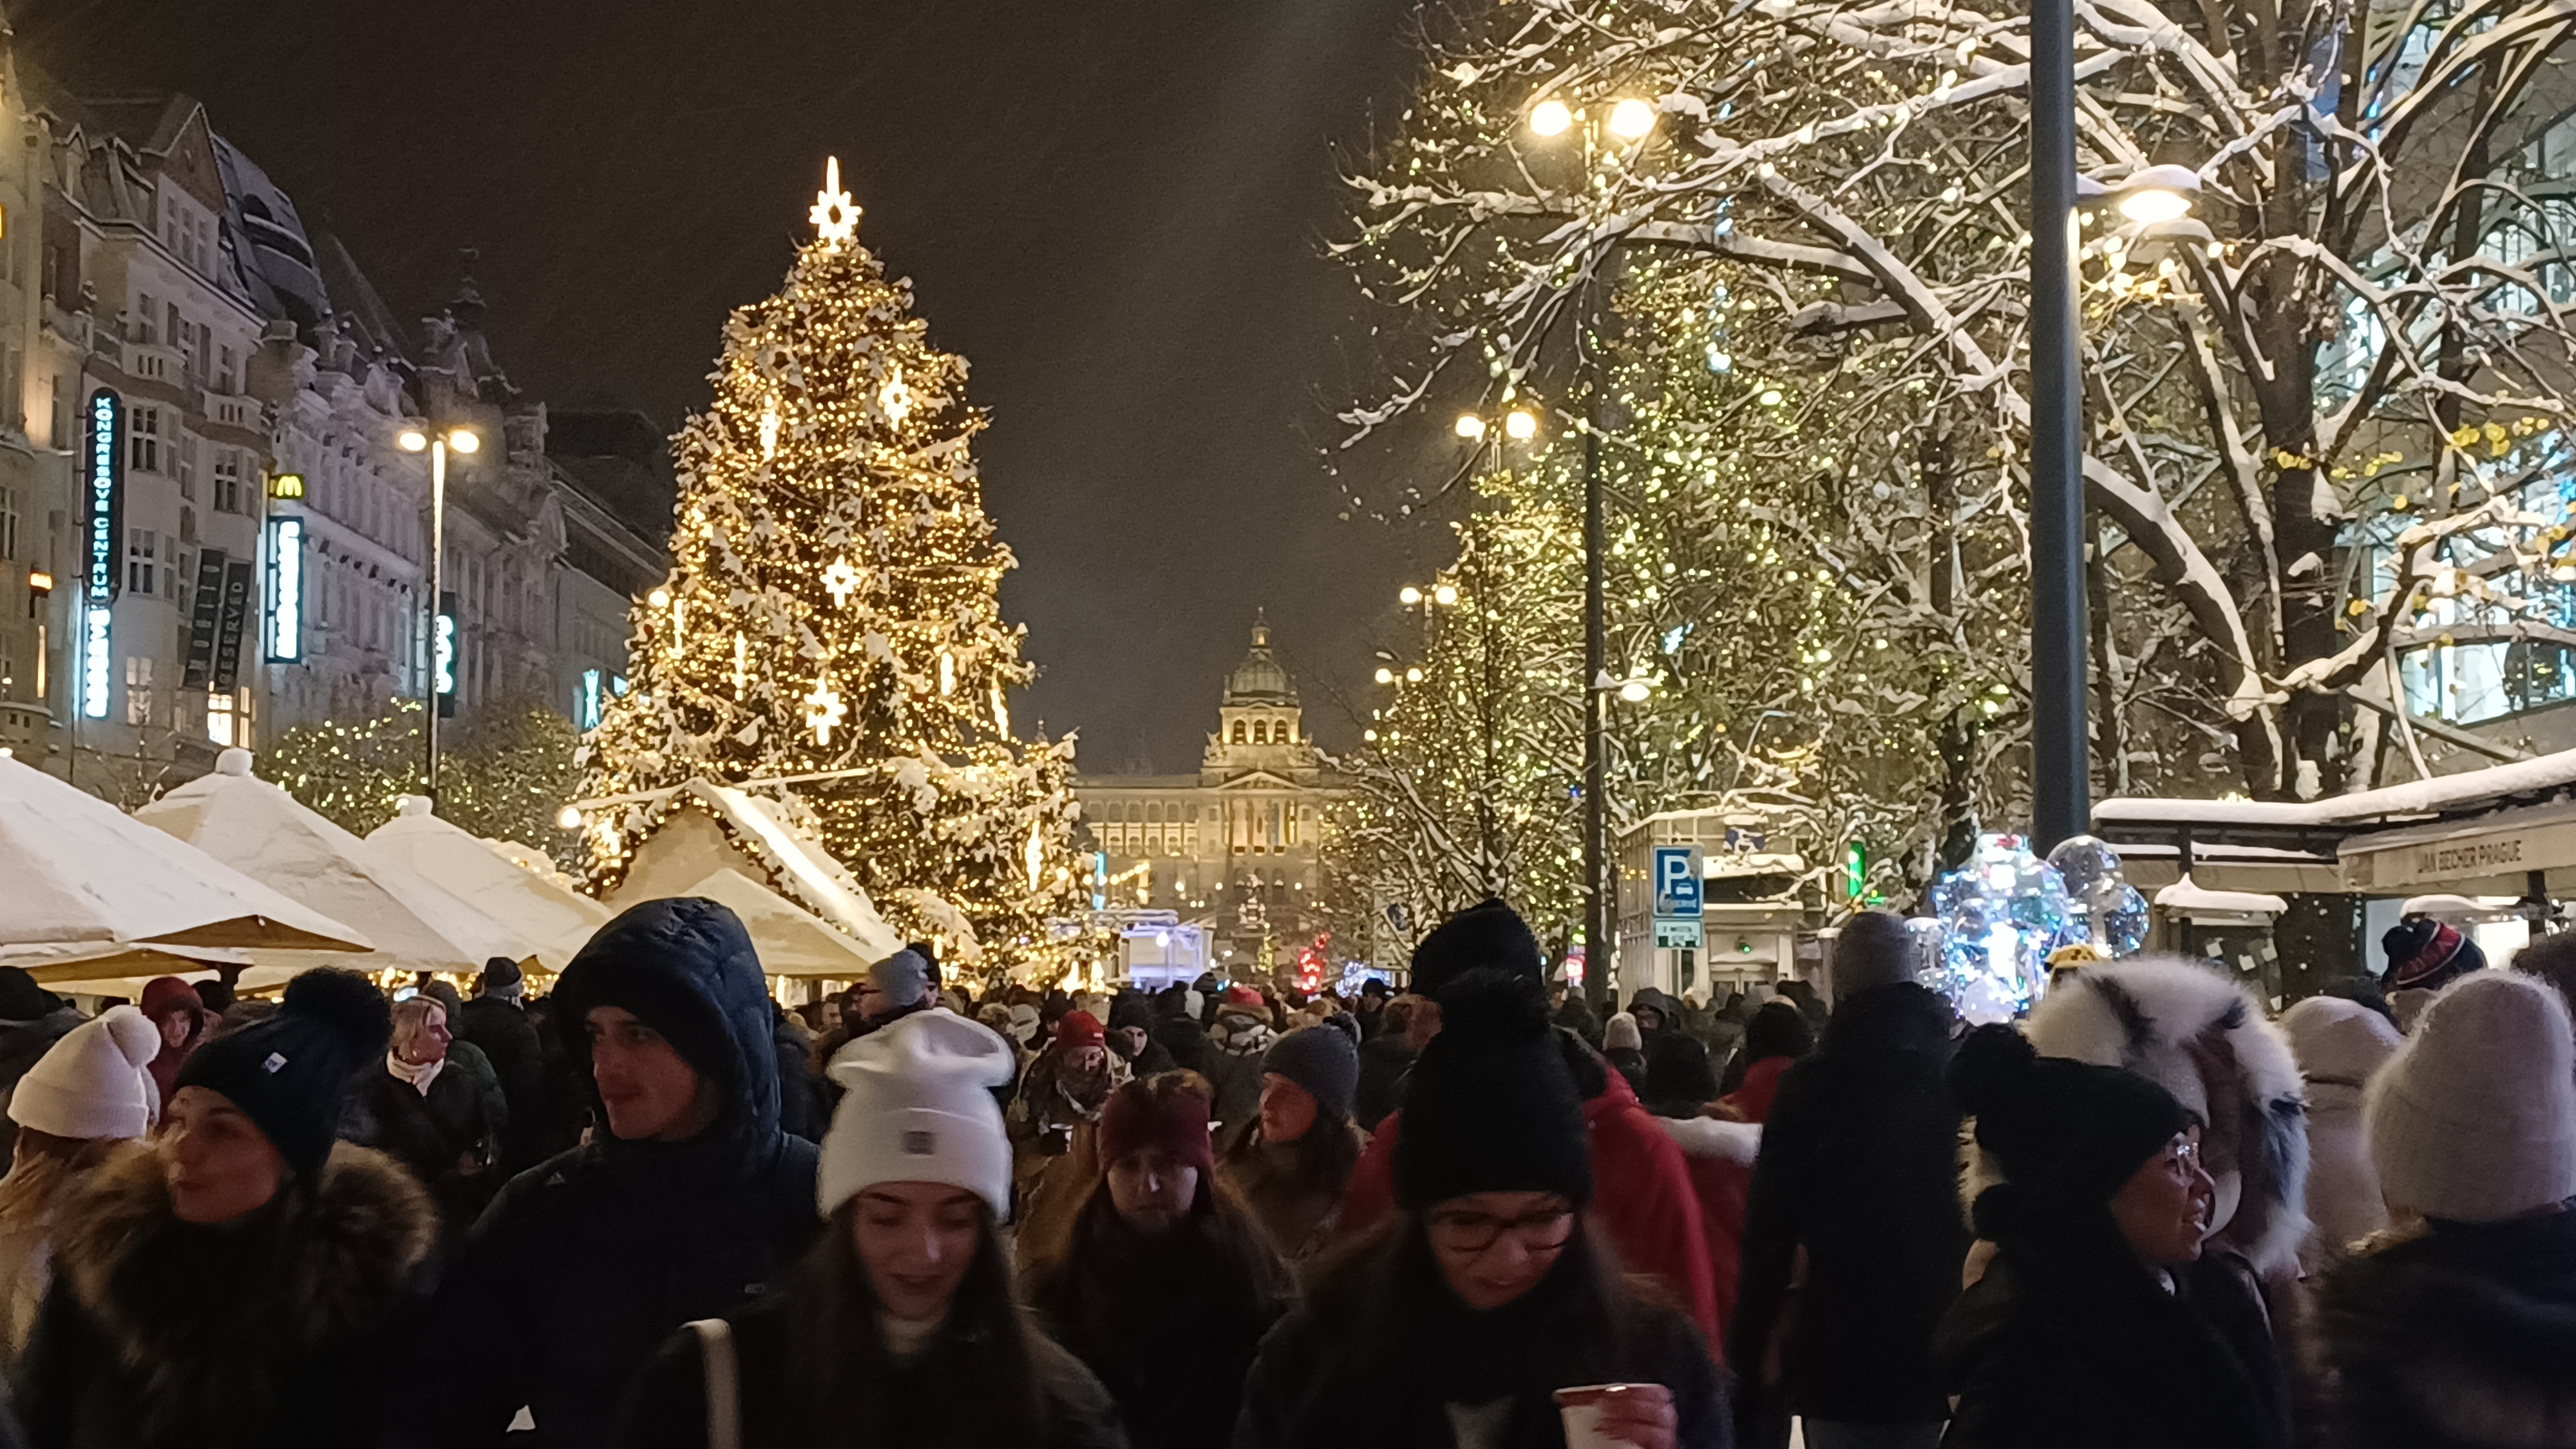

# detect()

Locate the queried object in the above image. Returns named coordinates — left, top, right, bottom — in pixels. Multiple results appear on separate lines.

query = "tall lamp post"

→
left=2031, top=0, right=2198, bottom=848
left=1531, top=91, right=1654, bottom=1011
left=399, top=423, right=480, bottom=807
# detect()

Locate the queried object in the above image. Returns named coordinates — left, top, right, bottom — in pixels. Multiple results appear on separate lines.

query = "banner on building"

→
left=215, top=556, right=256, bottom=689
left=182, top=548, right=230, bottom=688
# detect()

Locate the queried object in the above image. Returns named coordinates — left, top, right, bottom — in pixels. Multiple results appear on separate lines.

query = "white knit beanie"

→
left=8, top=1005, right=160, bottom=1141
left=1604, top=1011, right=1643, bottom=1052
left=819, top=1008, right=1017, bottom=1220
left=2367, top=971, right=2576, bottom=1223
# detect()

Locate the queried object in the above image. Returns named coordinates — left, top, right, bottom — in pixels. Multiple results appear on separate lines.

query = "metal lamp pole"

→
left=2029, top=0, right=2090, bottom=850
left=401, top=424, right=478, bottom=807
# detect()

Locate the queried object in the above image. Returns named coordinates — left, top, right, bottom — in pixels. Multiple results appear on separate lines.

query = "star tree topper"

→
left=810, top=156, right=861, bottom=246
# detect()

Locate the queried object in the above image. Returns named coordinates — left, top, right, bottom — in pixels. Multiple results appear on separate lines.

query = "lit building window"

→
left=207, top=689, right=239, bottom=746
left=578, top=668, right=603, bottom=730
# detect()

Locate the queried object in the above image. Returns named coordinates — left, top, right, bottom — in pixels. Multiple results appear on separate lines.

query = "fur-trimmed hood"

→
left=50, top=1139, right=433, bottom=1436
left=1964, top=959, right=2309, bottom=1277
left=1651, top=1114, right=1761, bottom=1168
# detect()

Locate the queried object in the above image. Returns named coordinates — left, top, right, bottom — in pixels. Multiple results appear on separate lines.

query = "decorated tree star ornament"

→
left=759, top=401, right=781, bottom=460
left=880, top=369, right=914, bottom=425
left=732, top=632, right=750, bottom=699
left=804, top=674, right=848, bottom=746
left=823, top=559, right=862, bottom=607
left=809, top=155, right=861, bottom=245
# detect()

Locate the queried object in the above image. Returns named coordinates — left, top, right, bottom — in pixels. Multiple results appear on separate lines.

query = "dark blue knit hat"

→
left=1263, top=1024, right=1360, bottom=1123
left=176, top=968, right=389, bottom=1174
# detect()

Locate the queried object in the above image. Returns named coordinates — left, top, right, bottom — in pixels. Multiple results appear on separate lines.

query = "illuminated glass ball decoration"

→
left=2045, top=833, right=2151, bottom=956
left=1926, top=833, right=2084, bottom=1023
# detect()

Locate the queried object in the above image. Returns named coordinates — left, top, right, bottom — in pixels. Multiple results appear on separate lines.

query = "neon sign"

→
left=265, top=517, right=304, bottom=661
left=80, top=390, right=121, bottom=718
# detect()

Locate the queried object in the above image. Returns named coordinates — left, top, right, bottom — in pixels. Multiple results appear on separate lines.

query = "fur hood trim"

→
left=2319, top=1222, right=2576, bottom=1448
left=55, top=1141, right=433, bottom=1376
left=1964, top=959, right=2309, bottom=1276
left=1653, top=1115, right=1761, bottom=1167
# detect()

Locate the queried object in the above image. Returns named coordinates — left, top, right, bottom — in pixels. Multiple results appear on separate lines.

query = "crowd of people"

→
left=0, top=891, right=2569, bottom=1448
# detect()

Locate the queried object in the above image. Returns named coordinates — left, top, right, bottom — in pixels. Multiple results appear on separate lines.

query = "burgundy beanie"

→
left=1099, top=1075, right=1215, bottom=1183
left=1055, top=1010, right=1106, bottom=1050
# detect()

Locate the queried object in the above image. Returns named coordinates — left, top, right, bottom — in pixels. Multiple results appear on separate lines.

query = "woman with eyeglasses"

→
left=1930, top=1026, right=2289, bottom=1449
left=1236, top=970, right=1727, bottom=1449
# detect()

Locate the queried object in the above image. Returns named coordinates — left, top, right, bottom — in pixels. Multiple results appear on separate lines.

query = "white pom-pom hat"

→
left=8, top=1005, right=162, bottom=1140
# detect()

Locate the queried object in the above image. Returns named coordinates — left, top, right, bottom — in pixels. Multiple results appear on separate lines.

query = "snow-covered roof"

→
left=2152, top=876, right=2289, bottom=917
left=365, top=798, right=612, bottom=971
left=137, top=749, right=531, bottom=971
left=2097, top=746, right=2576, bottom=831
left=609, top=780, right=907, bottom=963
left=0, top=753, right=370, bottom=955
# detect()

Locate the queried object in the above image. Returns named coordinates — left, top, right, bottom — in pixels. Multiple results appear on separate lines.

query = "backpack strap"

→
left=687, top=1318, right=740, bottom=1449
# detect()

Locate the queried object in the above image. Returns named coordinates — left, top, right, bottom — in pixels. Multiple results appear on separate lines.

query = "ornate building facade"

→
left=1074, top=620, right=1338, bottom=976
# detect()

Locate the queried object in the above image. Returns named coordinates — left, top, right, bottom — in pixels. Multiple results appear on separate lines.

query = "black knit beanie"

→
left=1950, top=1024, right=2192, bottom=1240
left=1743, top=999, right=1815, bottom=1063
left=1395, top=970, right=1590, bottom=1209
left=1108, top=990, right=1155, bottom=1035
left=1644, top=1032, right=1720, bottom=1107
left=1263, top=1023, right=1361, bottom=1123
left=1410, top=898, right=1544, bottom=1003
left=176, top=968, right=390, bottom=1175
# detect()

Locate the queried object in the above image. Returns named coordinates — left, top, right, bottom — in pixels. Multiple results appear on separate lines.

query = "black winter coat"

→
left=771, top=1010, right=824, bottom=1142
left=616, top=1285, right=1126, bottom=1449
left=1030, top=1193, right=1283, bottom=1449
left=456, top=993, right=547, bottom=1164
left=1235, top=1227, right=1729, bottom=1449
left=345, top=1059, right=504, bottom=1234
left=1352, top=1034, right=1413, bottom=1132
left=397, top=899, right=822, bottom=1449
left=1728, top=981, right=1967, bottom=1423
left=2315, top=1209, right=2576, bottom=1449
left=13, top=1143, right=435, bottom=1449
left=1932, top=1225, right=2289, bottom=1449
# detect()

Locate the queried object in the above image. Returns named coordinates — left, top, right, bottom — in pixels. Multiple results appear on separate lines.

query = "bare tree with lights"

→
left=1343, top=0, right=2576, bottom=963
left=583, top=160, right=1088, bottom=977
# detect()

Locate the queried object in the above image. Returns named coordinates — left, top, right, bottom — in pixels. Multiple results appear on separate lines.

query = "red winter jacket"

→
left=1650, top=1115, right=1761, bottom=1358
left=1339, top=1056, right=1721, bottom=1349
left=1722, top=1054, right=1794, bottom=1124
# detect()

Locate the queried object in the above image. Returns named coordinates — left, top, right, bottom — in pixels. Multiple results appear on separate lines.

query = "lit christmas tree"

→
left=583, top=159, right=1087, bottom=979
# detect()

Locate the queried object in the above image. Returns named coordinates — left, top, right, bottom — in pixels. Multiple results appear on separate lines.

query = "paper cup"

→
left=1554, top=1383, right=1650, bottom=1449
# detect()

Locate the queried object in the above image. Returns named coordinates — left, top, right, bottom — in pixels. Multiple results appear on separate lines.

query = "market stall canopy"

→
left=365, top=797, right=610, bottom=971
left=599, top=779, right=905, bottom=964
left=659, top=867, right=881, bottom=978
left=0, top=753, right=371, bottom=956
left=135, top=750, right=528, bottom=972
left=21, top=943, right=301, bottom=998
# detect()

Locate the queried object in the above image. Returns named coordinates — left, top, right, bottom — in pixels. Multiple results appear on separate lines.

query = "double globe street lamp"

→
left=399, top=422, right=480, bottom=806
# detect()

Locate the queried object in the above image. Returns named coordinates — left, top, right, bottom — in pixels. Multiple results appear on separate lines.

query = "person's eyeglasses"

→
left=1426, top=1206, right=1577, bottom=1255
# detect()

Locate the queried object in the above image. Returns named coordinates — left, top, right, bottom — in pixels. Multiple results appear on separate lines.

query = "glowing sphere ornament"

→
left=1926, top=833, right=2084, bottom=1023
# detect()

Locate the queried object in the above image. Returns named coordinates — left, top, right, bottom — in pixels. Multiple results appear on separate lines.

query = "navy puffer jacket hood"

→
left=552, top=896, right=781, bottom=1150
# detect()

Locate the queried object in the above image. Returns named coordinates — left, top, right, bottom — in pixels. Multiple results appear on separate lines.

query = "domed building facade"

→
left=1074, top=616, right=1338, bottom=978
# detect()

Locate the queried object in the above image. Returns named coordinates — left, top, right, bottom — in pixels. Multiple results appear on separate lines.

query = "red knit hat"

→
left=1054, top=1010, right=1106, bottom=1050
left=1222, top=984, right=1265, bottom=1011
left=1098, top=1075, right=1215, bottom=1183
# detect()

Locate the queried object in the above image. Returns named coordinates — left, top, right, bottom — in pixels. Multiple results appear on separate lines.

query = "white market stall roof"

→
left=600, top=779, right=905, bottom=967
left=364, top=797, right=611, bottom=971
left=2096, top=746, right=2576, bottom=832
left=2152, top=876, right=2290, bottom=918
left=136, top=750, right=532, bottom=972
left=0, top=753, right=372, bottom=960
left=2097, top=746, right=2576, bottom=896
left=663, top=868, right=881, bottom=978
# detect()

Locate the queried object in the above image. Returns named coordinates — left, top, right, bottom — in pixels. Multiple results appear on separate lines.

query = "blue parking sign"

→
left=1653, top=846, right=1702, bottom=918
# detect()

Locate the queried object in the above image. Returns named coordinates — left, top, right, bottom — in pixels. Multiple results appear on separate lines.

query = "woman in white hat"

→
left=616, top=1008, right=1125, bottom=1449
left=0, top=1005, right=158, bottom=1368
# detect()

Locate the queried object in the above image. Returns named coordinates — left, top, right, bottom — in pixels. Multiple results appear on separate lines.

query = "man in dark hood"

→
left=400, top=898, right=820, bottom=1449
left=1107, top=990, right=1177, bottom=1077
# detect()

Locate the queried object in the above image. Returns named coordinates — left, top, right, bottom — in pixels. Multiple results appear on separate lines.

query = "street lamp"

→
left=1504, top=409, right=1538, bottom=441
left=1455, top=414, right=1488, bottom=440
left=1528, top=95, right=1655, bottom=1013
left=399, top=423, right=481, bottom=808
left=2085, top=164, right=2201, bottom=225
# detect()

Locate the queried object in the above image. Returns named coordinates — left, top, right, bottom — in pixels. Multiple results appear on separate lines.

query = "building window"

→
left=0, top=485, right=18, bottom=558
left=177, top=433, right=198, bottom=499
left=129, top=408, right=160, bottom=473
left=213, top=450, right=242, bottom=513
left=578, top=668, right=603, bottom=730
left=216, top=345, right=236, bottom=394
left=171, top=547, right=191, bottom=603
left=133, top=294, right=156, bottom=345
left=124, top=655, right=153, bottom=726
left=126, top=529, right=156, bottom=596
left=207, top=688, right=239, bottom=746
left=1231, top=720, right=1247, bottom=744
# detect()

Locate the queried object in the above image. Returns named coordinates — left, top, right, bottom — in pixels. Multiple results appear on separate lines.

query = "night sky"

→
left=13, top=0, right=1466, bottom=772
